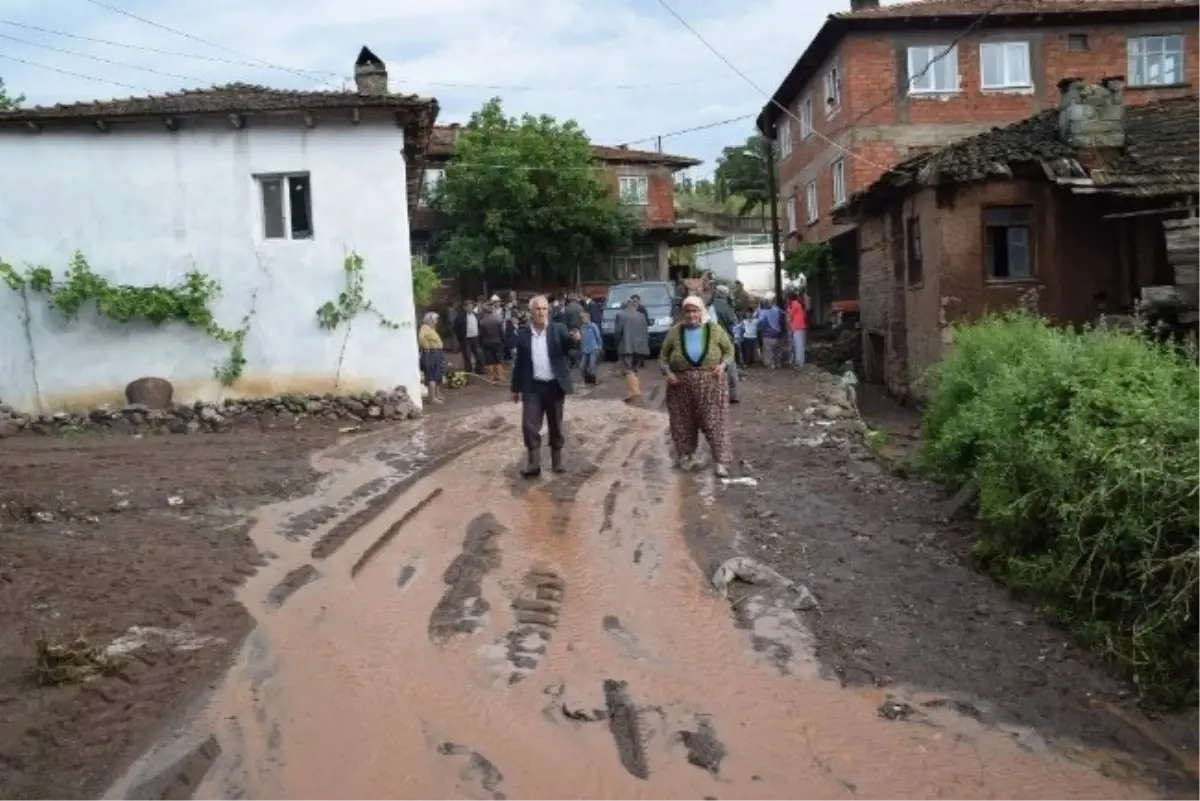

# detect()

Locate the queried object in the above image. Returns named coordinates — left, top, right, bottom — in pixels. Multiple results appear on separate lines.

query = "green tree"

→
left=433, top=98, right=631, bottom=286
left=714, top=133, right=772, bottom=224
left=0, top=78, right=24, bottom=110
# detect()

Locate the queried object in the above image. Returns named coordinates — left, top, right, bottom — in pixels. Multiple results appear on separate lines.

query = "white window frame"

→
left=824, top=66, right=842, bottom=110
left=778, top=117, right=792, bottom=158
left=804, top=180, right=818, bottom=223
left=831, top=159, right=846, bottom=207
left=256, top=172, right=313, bottom=241
left=1128, top=34, right=1185, bottom=87
left=980, top=41, right=1032, bottom=90
left=907, top=44, right=959, bottom=94
left=799, top=97, right=813, bottom=139
left=618, top=175, right=649, bottom=205
left=786, top=196, right=798, bottom=232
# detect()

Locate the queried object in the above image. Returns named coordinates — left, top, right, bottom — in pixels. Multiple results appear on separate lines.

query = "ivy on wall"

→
left=315, top=251, right=401, bottom=331
left=0, top=251, right=248, bottom=385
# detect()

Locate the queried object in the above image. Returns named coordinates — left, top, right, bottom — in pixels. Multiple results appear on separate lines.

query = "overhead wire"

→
left=0, top=32, right=208, bottom=85
left=0, top=52, right=153, bottom=93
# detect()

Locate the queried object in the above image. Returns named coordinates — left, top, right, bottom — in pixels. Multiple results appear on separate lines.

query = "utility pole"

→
left=763, top=135, right=784, bottom=301
left=656, top=136, right=662, bottom=154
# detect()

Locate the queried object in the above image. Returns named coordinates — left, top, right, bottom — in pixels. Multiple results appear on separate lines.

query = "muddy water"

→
left=108, top=401, right=1158, bottom=800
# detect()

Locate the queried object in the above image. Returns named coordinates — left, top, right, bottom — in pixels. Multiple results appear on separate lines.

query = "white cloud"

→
left=0, top=0, right=879, bottom=170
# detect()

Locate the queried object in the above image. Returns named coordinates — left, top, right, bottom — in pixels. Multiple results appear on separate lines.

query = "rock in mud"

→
left=677, top=716, right=727, bottom=776
left=125, top=377, right=174, bottom=410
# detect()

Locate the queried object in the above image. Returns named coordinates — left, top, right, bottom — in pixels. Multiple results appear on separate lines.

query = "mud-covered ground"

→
left=0, top=360, right=1195, bottom=799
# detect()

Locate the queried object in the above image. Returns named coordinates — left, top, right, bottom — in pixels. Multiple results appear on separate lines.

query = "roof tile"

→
left=838, top=0, right=1198, bottom=18
left=425, top=125, right=701, bottom=168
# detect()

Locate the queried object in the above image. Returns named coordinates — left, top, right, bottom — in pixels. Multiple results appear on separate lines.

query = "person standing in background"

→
left=614, top=295, right=650, bottom=404
left=478, top=302, right=506, bottom=382
left=564, top=294, right=585, bottom=369
left=756, top=298, right=785, bottom=369
left=579, top=310, right=602, bottom=386
left=740, top=310, right=758, bottom=366
left=788, top=291, right=808, bottom=369
left=586, top=294, right=605, bottom=328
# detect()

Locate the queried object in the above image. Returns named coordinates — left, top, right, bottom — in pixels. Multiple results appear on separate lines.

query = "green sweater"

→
left=659, top=322, right=735, bottom=372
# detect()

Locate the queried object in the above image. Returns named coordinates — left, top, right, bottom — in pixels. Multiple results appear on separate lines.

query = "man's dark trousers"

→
left=522, top=379, right=565, bottom=451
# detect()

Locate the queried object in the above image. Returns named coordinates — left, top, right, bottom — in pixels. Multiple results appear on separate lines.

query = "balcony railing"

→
left=695, top=233, right=774, bottom=254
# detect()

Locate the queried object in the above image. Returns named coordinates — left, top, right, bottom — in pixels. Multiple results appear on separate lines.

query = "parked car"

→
left=601, top=281, right=677, bottom=360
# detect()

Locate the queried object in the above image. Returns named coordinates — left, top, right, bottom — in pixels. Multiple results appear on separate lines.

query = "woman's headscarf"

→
left=681, top=295, right=705, bottom=326
left=422, top=311, right=438, bottom=326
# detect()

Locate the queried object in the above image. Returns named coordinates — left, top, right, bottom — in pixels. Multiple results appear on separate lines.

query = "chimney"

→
left=354, top=46, right=388, bottom=95
left=1057, top=76, right=1126, bottom=150
left=849, top=0, right=880, bottom=10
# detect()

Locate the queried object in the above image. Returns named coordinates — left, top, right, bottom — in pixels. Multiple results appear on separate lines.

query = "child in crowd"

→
left=579, top=311, right=603, bottom=385
left=740, top=311, right=758, bottom=366
left=732, top=317, right=745, bottom=367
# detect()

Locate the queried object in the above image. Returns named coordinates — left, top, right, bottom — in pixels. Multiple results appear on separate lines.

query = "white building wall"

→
left=0, top=115, right=421, bottom=413
left=696, top=243, right=776, bottom=295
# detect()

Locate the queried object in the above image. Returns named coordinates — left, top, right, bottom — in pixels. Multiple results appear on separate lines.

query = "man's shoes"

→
left=520, top=449, right=542, bottom=479
left=550, top=448, right=566, bottom=474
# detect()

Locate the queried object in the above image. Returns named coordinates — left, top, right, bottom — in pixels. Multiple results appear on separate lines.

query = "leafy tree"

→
left=433, top=98, right=631, bottom=286
left=411, top=254, right=440, bottom=308
left=714, top=133, right=772, bottom=224
left=0, top=78, right=24, bottom=110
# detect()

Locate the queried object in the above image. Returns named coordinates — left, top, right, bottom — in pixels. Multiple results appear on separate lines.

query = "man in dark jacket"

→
left=563, top=294, right=586, bottom=369
left=711, top=286, right=741, bottom=403
left=586, top=295, right=605, bottom=327
left=614, top=295, right=650, bottom=403
left=511, top=295, right=579, bottom=478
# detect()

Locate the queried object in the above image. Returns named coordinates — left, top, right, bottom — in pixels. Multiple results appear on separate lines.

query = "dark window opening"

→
left=258, top=172, right=313, bottom=240
left=288, top=175, right=313, bottom=239
left=889, top=210, right=904, bottom=280
left=261, top=177, right=285, bottom=239
left=1067, top=33, right=1089, bottom=52
left=906, top=217, right=923, bottom=285
left=984, top=206, right=1033, bottom=280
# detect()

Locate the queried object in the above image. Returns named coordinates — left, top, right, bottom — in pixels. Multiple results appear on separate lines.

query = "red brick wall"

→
left=775, top=18, right=1199, bottom=247
left=601, top=164, right=677, bottom=227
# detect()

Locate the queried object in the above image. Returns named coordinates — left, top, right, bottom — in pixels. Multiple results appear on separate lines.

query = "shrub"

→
left=921, top=311, right=1199, bottom=705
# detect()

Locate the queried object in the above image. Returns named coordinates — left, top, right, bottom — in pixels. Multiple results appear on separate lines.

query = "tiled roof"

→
left=757, top=0, right=1199, bottom=133
left=845, top=97, right=1200, bottom=211
left=837, top=0, right=1197, bottom=19
left=426, top=125, right=702, bottom=168
left=0, top=83, right=437, bottom=124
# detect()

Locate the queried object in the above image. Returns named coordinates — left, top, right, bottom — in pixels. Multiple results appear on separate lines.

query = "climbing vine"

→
left=0, top=251, right=248, bottom=385
left=315, top=251, right=400, bottom=331
left=783, top=242, right=841, bottom=284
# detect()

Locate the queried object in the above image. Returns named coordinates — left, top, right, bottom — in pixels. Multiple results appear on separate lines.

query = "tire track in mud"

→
left=501, top=568, right=565, bottom=684
left=428, top=513, right=507, bottom=642
left=349, top=487, right=442, bottom=578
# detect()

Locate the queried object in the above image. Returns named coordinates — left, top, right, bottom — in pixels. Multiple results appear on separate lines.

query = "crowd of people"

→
left=416, top=281, right=811, bottom=478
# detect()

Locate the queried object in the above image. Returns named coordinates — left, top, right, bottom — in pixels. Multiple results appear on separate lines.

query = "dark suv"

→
left=600, top=281, right=677, bottom=360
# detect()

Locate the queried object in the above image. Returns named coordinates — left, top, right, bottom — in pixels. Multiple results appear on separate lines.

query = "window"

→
left=907, top=44, right=959, bottom=94
left=824, top=66, right=842, bottom=110
left=618, top=175, right=649, bottom=205
left=258, top=173, right=313, bottom=240
left=1067, top=33, right=1089, bottom=52
left=418, top=168, right=444, bottom=208
left=1128, top=35, right=1184, bottom=86
left=799, top=97, right=813, bottom=138
left=905, top=217, right=923, bottom=285
left=787, top=196, right=798, bottom=232
left=609, top=243, right=659, bottom=282
left=778, top=117, right=792, bottom=157
left=984, top=206, right=1033, bottom=280
left=804, top=180, right=818, bottom=223
left=980, top=41, right=1031, bottom=89
left=831, top=159, right=846, bottom=207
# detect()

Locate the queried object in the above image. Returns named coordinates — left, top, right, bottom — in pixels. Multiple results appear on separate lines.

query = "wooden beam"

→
left=163, top=116, right=179, bottom=131
left=228, top=113, right=245, bottom=130
left=95, top=119, right=109, bottom=133
left=25, top=121, right=40, bottom=133
left=1102, top=205, right=1193, bottom=220
left=350, top=108, right=361, bottom=125
left=303, top=111, right=316, bottom=129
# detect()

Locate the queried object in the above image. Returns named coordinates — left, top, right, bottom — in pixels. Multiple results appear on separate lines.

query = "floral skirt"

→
left=665, top=368, right=731, bottom=465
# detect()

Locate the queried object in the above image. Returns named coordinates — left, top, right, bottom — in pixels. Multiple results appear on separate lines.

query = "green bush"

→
left=921, top=312, right=1199, bottom=705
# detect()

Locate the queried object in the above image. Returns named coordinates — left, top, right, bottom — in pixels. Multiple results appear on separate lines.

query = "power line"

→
left=654, top=0, right=887, bottom=171
left=0, top=32, right=208, bottom=84
left=619, top=113, right=756, bottom=148
left=0, top=19, right=776, bottom=94
left=81, top=0, right=336, bottom=86
left=0, top=52, right=154, bottom=93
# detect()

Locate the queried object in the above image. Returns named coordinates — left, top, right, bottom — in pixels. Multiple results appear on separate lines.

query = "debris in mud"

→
left=266, top=564, right=320, bottom=610
left=720, top=476, right=758, bottom=487
left=396, top=563, right=417, bottom=589
left=603, top=679, right=650, bottom=780
left=437, top=742, right=507, bottom=800
left=350, top=487, right=443, bottom=578
left=33, top=636, right=123, bottom=685
left=711, top=556, right=820, bottom=612
left=428, top=513, right=505, bottom=642
left=677, top=716, right=727, bottom=776
left=878, top=697, right=918, bottom=721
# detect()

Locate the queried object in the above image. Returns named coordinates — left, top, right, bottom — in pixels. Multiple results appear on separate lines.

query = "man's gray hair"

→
left=716, top=285, right=730, bottom=297
left=529, top=294, right=549, bottom=308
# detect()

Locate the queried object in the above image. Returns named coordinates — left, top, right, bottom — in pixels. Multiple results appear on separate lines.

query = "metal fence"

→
left=694, top=234, right=774, bottom=254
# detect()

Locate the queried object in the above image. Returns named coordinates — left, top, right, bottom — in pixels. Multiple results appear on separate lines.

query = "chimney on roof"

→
left=1057, top=76, right=1126, bottom=150
left=354, top=46, right=388, bottom=95
left=849, top=0, right=879, bottom=10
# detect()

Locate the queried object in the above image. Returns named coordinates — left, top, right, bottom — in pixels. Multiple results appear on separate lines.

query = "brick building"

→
left=411, top=125, right=709, bottom=290
left=838, top=80, right=1198, bottom=398
left=756, top=0, right=1199, bottom=317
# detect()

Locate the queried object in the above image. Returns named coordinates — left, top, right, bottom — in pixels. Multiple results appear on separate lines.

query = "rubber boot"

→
left=520, top=449, right=541, bottom=479
left=624, top=372, right=643, bottom=404
left=550, top=448, right=566, bottom=474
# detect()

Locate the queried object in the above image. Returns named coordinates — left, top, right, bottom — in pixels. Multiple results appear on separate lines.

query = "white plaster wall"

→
left=697, top=245, right=776, bottom=294
left=0, top=115, right=421, bottom=413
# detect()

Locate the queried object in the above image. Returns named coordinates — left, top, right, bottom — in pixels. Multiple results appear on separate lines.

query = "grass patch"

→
left=33, top=635, right=123, bottom=685
left=920, top=311, right=1198, bottom=706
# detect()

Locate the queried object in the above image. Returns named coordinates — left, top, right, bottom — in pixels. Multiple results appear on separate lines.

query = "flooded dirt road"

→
left=104, top=400, right=1161, bottom=800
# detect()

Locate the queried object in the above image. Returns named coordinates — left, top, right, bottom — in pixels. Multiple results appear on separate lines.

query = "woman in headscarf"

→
left=418, top=311, right=446, bottom=405
left=658, top=295, right=736, bottom=477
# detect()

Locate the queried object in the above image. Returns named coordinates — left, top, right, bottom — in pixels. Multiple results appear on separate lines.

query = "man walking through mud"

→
left=511, top=295, right=579, bottom=478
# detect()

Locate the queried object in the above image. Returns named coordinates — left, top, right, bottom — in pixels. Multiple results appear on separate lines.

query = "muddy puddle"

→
left=106, top=401, right=1161, bottom=800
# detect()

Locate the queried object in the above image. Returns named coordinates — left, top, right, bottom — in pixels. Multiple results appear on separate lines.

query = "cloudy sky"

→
left=0, top=0, right=883, bottom=177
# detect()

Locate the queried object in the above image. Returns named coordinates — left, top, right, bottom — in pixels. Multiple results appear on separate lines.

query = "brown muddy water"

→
left=105, top=401, right=1160, bottom=800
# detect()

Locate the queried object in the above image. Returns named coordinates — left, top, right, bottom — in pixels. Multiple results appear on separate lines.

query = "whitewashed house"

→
left=0, top=47, right=438, bottom=413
